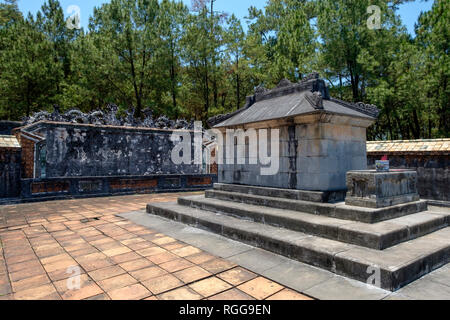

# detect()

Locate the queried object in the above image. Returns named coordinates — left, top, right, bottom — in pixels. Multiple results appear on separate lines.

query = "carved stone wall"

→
left=23, top=105, right=194, bottom=130
left=17, top=122, right=202, bottom=178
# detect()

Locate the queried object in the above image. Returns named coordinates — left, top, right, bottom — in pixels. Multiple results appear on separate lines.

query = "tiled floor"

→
left=0, top=193, right=313, bottom=300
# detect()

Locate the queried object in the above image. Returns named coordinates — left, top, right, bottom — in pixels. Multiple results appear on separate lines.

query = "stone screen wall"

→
left=18, top=122, right=201, bottom=178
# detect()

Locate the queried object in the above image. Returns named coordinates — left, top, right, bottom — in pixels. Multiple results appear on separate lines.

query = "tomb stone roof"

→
left=210, top=73, right=379, bottom=128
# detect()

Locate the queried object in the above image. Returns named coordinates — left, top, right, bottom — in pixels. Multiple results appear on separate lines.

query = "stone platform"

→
left=212, top=183, right=346, bottom=203
left=147, top=184, right=450, bottom=291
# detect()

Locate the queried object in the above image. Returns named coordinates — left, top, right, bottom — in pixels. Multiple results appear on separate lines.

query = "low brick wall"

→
left=15, top=133, right=38, bottom=179
left=20, top=174, right=217, bottom=201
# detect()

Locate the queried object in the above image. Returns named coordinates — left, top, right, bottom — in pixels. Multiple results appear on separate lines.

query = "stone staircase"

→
left=147, top=183, right=450, bottom=291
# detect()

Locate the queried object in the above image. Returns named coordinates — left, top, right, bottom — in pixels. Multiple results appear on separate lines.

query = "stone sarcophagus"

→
left=210, top=73, right=379, bottom=195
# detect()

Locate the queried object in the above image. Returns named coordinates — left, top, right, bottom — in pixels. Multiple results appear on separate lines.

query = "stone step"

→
left=178, top=195, right=449, bottom=250
left=146, top=201, right=450, bottom=291
left=213, top=183, right=346, bottom=203
left=205, top=189, right=428, bottom=224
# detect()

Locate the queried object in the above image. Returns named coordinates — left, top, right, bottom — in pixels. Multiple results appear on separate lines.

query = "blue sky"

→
left=17, top=0, right=434, bottom=35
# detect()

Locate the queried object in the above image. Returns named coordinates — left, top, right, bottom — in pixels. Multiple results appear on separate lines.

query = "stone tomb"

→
left=148, top=74, right=449, bottom=292
left=211, top=73, right=378, bottom=198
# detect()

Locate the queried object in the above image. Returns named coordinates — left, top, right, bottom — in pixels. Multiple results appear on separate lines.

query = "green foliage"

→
left=0, top=0, right=21, bottom=26
left=0, top=14, right=57, bottom=118
left=0, top=0, right=448, bottom=139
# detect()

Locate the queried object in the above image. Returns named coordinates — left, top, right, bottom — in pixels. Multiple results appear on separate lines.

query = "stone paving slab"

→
left=393, top=277, right=450, bottom=300
left=0, top=193, right=312, bottom=301
left=226, top=249, right=292, bottom=274
left=389, top=264, right=450, bottom=300
left=260, top=260, right=334, bottom=293
left=120, top=211, right=254, bottom=259
left=303, top=276, right=391, bottom=300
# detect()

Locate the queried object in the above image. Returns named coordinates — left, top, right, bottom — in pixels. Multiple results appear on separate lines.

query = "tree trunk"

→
left=26, top=79, right=31, bottom=117
left=347, top=59, right=360, bottom=101
left=128, top=44, right=142, bottom=117
left=412, top=110, right=421, bottom=139
left=203, top=58, right=210, bottom=120
left=236, top=54, right=240, bottom=110
left=386, top=107, right=394, bottom=140
left=170, top=44, right=177, bottom=117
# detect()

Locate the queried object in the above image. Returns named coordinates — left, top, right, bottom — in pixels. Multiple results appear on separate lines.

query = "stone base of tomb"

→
left=345, top=170, right=420, bottom=208
left=147, top=183, right=449, bottom=291
left=212, top=183, right=347, bottom=203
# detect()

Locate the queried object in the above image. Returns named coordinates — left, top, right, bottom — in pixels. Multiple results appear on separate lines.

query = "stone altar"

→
left=346, top=170, right=420, bottom=208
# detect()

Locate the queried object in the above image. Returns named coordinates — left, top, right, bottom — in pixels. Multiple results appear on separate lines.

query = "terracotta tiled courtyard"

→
left=0, top=193, right=313, bottom=300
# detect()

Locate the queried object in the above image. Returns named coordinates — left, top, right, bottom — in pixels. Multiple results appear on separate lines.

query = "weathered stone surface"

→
left=179, top=195, right=447, bottom=250
left=261, top=259, right=334, bottom=293
left=22, top=104, right=194, bottom=130
left=146, top=201, right=450, bottom=291
left=395, top=277, right=450, bottom=300
left=334, top=201, right=428, bottom=223
left=17, top=174, right=216, bottom=202
left=0, top=144, right=21, bottom=198
left=367, top=153, right=450, bottom=202
left=227, top=249, right=289, bottom=274
left=346, top=170, right=420, bottom=208
left=18, top=121, right=201, bottom=178
left=217, top=121, right=370, bottom=191
left=213, top=75, right=376, bottom=192
left=205, top=189, right=428, bottom=223
left=213, top=183, right=344, bottom=203
left=334, top=228, right=450, bottom=291
left=304, top=276, right=390, bottom=300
